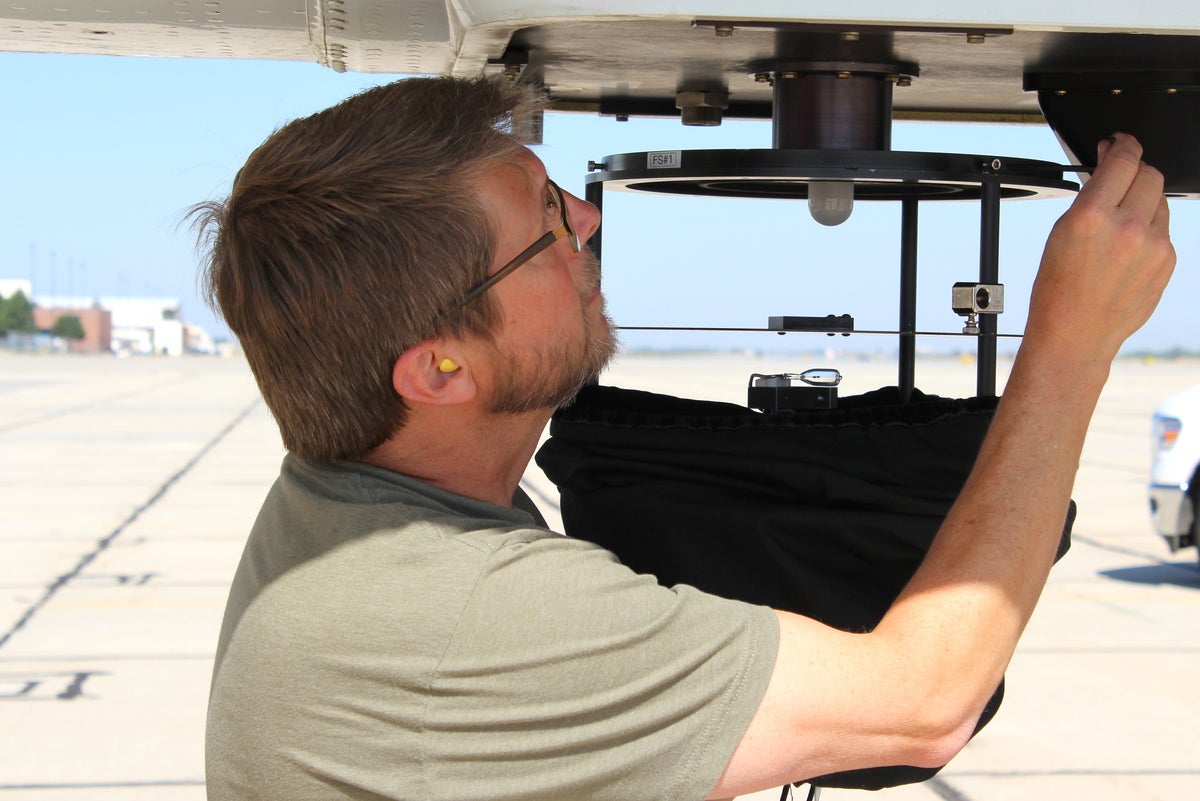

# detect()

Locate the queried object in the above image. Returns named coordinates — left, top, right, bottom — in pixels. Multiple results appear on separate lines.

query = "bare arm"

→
left=710, top=133, right=1177, bottom=798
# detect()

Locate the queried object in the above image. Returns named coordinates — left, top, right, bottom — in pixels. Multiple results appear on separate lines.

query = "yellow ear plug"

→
left=438, top=358, right=459, bottom=373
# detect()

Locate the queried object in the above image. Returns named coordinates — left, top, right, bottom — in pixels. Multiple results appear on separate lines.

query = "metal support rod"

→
left=978, top=181, right=1001, bottom=396
left=585, top=178, right=604, bottom=265
left=583, top=177, right=606, bottom=389
left=899, top=197, right=919, bottom=402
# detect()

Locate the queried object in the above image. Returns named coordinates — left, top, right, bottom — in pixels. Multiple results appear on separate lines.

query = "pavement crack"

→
left=929, top=777, right=974, bottom=801
left=0, top=397, right=261, bottom=652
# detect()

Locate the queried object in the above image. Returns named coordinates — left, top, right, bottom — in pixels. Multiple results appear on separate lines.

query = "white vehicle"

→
left=1150, top=385, right=1200, bottom=565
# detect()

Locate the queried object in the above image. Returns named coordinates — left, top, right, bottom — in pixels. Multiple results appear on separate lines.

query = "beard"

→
left=486, top=249, right=617, bottom=415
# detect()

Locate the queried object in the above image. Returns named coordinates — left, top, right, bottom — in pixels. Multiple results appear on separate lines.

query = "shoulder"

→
left=453, top=532, right=779, bottom=665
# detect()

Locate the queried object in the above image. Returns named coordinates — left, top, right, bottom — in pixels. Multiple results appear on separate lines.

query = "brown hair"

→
left=190, top=77, right=542, bottom=462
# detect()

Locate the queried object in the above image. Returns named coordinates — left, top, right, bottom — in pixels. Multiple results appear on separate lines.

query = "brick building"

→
left=32, top=306, right=113, bottom=354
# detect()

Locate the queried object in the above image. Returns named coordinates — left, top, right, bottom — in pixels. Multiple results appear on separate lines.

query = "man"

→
left=196, top=76, right=1175, bottom=800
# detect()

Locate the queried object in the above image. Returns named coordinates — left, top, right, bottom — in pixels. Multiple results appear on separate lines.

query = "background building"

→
left=31, top=305, right=113, bottom=353
left=0, top=278, right=32, bottom=299
left=101, top=297, right=187, bottom=356
left=1, top=282, right=216, bottom=355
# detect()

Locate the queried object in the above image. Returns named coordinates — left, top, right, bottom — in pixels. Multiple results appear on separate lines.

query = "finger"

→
left=1078, top=134, right=1144, bottom=206
left=1149, top=196, right=1175, bottom=263
left=1153, top=194, right=1172, bottom=233
left=1141, top=195, right=1176, bottom=287
left=1119, top=161, right=1168, bottom=221
left=1097, top=132, right=1143, bottom=164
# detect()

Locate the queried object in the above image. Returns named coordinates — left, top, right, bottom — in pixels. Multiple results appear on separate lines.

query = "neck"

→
left=361, top=405, right=553, bottom=508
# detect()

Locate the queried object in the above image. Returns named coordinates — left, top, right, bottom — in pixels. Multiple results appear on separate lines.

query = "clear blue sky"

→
left=2, top=51, right=1197, bottom=356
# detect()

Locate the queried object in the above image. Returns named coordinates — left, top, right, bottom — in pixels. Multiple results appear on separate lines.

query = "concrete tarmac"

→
left=2, top=351, right=1198, bottom=800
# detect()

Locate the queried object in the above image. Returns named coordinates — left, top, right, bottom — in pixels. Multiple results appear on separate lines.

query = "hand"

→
left=1025, top=133, right=1176, bottom=360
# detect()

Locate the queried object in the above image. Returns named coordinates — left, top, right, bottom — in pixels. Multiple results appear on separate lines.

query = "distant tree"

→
left=51, top=314, right=86, bottom=340
left=0, top=290, right=36, bottom=334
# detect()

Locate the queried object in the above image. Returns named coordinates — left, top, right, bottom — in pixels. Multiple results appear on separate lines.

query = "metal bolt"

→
left=966, top=33, right=986, bottom=44
left=1167, top=88, right=1179, bottom=94
left=837, top=71, right=852, bottom=79
left=714, top=25, right=734, bottom=38
left=1055, top=89, right=1068, bottom=96
left=885, top=74, right=900, bottom=83
left=616, top=114, right=630, bottom=122
left=587, top=160, right=604, bottom=172
left=781, top=71, right=797, bottom=80
left=754, top=72, right=771, bottom=84
left=897, top=76, right=913, bottom=87
left=841, top=31, right=860, bottom=41
left=676, top=90, right=730, bottom=126
left=1111, top=88, right=1123, bottom=95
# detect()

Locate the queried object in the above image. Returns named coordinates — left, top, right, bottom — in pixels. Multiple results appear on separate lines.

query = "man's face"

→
left=471, top=150, right=617, bottom=415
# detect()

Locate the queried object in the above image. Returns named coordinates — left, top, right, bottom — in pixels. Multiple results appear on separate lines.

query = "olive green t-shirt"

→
left=206, top=455, right=778, bottom=801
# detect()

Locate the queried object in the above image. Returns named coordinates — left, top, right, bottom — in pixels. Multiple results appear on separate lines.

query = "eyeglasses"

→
left=456, top=180, right=581, bottom=309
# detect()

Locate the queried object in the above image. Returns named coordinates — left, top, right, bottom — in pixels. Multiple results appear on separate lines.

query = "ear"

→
left=391, top=341, right=477, bottom=406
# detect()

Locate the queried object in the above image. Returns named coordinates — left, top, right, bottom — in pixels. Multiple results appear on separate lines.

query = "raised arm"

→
left=711, top=133, right=1177, bottom=797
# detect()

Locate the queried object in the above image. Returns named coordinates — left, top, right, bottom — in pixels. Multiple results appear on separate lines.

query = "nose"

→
left=564, top=189, right=601, bottom=246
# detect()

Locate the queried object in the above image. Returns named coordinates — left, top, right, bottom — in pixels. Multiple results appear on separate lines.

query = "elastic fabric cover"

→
left=536, top=384, right=1073, bottom=790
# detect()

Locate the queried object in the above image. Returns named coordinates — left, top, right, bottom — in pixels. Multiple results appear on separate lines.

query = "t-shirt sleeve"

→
left=423, top=534, right=780, bottom=801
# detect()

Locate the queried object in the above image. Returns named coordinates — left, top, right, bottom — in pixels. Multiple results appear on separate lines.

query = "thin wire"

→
left=616, top=325, right=1024, bottom=339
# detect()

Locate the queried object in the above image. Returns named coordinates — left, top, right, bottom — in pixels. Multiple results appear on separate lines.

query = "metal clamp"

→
left=952, top=282, right=1004, bottom=334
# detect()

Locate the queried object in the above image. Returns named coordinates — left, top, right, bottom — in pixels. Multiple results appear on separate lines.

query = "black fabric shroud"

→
left=535, top=383, right=1073, bottom=790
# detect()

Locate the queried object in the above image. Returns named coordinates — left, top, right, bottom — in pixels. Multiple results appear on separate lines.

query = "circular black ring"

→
left=585, top=149, right=1079, bottom=201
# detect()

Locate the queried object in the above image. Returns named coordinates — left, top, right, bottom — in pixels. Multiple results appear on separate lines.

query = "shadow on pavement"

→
left=1100, top=561, right=1200, bottom=589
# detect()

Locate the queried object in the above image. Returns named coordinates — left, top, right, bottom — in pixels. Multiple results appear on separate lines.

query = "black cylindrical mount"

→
left=773, top=71, right=894, bottom=151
